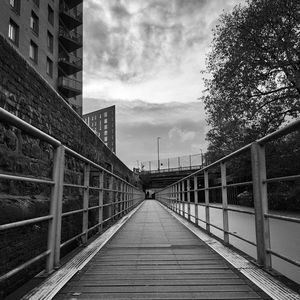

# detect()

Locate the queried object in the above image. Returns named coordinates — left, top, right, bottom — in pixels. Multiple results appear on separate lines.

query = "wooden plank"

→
left=68, top=278, right=246, bottom=285
left=54, top=291, right=262, bottom=299
left=61, top=285, right=255, bottom=293
left=53, top=200, right=270, bottom=300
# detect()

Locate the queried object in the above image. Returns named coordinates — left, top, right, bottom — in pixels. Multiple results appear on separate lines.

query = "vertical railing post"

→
left=120, top=181, right=124, bottom=216
left=194, top=175, right=199, bottom=226
left=98, top=170, right=104, bottom=233
left=125, top=184, right=129, bottom=213
left=108, top=175, right=113, bottom=222
left=221, top=162, right=229, bottom=244
left=175, top=184, right=178, bottom=213
left=251, top=142, right=271, bottom=269
left=82, top=163, right=90, bottom=244
left=171, top=186, right=174, bottom=210
left=181, top=181, right=184, bottom=216
left=187, top=179, right=191, bottom=221
left=47, top=144, right=65, bottom=272
left=204, top=170, right=210, bottom=233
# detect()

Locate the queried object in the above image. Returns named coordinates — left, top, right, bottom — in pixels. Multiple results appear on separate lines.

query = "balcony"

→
left=58, top=77, right=82, bottom=98
left=60, top=3, right=82, bottom=30
left=62, top=0, right=82, bottom=9
left=58, top=53, right=82, bottom=75
left=59, top=27, right=82, bottom=52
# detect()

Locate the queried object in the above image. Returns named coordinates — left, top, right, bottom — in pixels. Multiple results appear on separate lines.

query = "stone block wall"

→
left=0, top=34, right=141, bottom=298
left=0, top=33, right=139, bottom=184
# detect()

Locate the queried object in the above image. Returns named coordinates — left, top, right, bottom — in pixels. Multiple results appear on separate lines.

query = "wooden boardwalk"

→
left=54, top=200, right=270, bottom=299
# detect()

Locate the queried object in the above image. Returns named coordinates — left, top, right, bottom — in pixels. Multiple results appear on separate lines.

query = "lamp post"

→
left=157, top=137, right=161, bottom=171
left=200, top=149, right=203, bottom=166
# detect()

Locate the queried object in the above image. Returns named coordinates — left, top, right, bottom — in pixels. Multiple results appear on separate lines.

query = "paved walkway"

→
left=54, top=200, right=270, bottom=299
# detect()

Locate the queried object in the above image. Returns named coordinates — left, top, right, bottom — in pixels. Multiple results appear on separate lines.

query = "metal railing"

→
left=156, top=118, right=300, bottom=274
left=141, top=153, right=207, bottom=173
left=0, top=108, right=144, bottom=283
left=59, top=26, right=82, bottom=45
left=58, top=76, right=81, bottom=91
left=58, top=53, right=82, bottom=69
left=60, top=2, right=82, bottom=23
left=141, top=165, right=202, bottom=174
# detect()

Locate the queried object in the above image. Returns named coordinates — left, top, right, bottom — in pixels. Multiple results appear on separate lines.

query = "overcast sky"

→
left=83, top=0, right=245, bottom=169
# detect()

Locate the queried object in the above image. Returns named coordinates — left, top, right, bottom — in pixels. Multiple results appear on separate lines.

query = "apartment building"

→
left=0, top=0, right=83, bottom=115
left=83, top=106, right=116, bottom=153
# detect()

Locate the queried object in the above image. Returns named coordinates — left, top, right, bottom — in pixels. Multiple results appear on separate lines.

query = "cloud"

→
left=83, top=0, right=245, bottom=102
left=168, top=127, right=196, bottom=142
left=84, top=0, right=242, bottom=83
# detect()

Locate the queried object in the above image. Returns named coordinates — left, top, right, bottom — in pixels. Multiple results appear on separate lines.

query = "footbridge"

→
left=1, top=108, right=300, bottom=300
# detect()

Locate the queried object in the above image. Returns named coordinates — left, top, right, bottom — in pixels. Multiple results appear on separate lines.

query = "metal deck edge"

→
left=21, top=201, right=145, bottom=300
left=158, top=202, right=300, bottom=300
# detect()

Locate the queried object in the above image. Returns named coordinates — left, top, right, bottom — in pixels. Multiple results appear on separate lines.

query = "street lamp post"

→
left=157, top=137, right=161, bottom=171
left=200, top=149, right=203, bottom=166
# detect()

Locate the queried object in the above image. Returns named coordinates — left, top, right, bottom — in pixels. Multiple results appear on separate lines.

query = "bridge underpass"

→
left=1, top=109, right=300, bottom=300
left=140, top=168, right=202, bottom=189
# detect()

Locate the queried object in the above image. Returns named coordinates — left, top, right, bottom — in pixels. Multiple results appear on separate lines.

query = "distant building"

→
left=83, top=106, right=116, bottom=153
left=0, top=0, right=83, bottom=116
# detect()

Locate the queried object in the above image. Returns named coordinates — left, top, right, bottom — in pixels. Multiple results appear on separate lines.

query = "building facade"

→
left=0, top=0, right=83, bottom=115
left=83, top=106, right=116, bottom=153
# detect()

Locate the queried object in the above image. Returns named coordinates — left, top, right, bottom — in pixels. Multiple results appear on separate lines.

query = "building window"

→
left=10, top=0, right=20, bottom=14
left=104, top=124, right=108, bottom=130
left=30, top=11, right=39, bottom=35
left=104, top=118, right=107, bottom=124
left=104, top=136, right=108, bottom=142
left=104, top=130, right=108, bottom=136
left=48, top=5, right=54, bottom=25
left=46, top=57, right=53, bottom=77
left=32, top=0, right=39, bottom=8
left=104, top=112, right=108, bottom=117
left=8, top=19, right=19, bottom=46
left=29, top=40, right=38, bottom=63
left=47, top=31, right=53, bottom=53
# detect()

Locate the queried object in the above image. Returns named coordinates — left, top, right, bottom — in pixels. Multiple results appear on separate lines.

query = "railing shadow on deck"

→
left=0, top=108, right=144, bottom=297
left=156, top=118, right=300, bottom=284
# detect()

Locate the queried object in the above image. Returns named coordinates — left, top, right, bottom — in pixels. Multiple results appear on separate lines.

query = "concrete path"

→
left=54, top=200, right=270, bottom=299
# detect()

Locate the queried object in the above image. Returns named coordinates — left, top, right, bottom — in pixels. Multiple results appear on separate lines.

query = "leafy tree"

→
left=204, top=0, right=300, bottom=159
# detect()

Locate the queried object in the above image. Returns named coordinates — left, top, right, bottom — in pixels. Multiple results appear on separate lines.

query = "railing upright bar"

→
left=98, top=171, right=104, bottom=233
left=204, top=170, right=210, bottom=233
left=125, top=184, right=128, bottom=213
left=251, top=142, right=271, bottom=269
left=54, top=145, right=65, bottom=268
left=175, top=184, right=179, bottom=214
left=172, top=186, right=174, bottom=210
left=108, top=175, right=114, bottom=221
left=181, top=181, right=185, bottom=217
left=82, top=164, right=90, bottom=244
left=221, top=162, right=229, bottom=244
left=46, top=145, right=63, bottom=273
left=187, top=179, right=191, bottom=221
left=194, top=175, right=199, bottom=226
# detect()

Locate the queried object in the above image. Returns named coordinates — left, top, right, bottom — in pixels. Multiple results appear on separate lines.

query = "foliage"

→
left=204, top=0, right=300, bottom=159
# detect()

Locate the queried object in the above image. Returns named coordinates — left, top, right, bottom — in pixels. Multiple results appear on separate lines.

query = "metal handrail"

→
left=59, top=2, right=82, bottom=22
left=156, top=117, right=300, bottom=277
left=59, top=26, right=82, bottom=44
left=58, top=76, right=81, bottom=91
left=0, top=108, right=144, bottom=285
left=141, top=164, right=202, bottom=174
left=58, top=53, right=82, bottom=68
